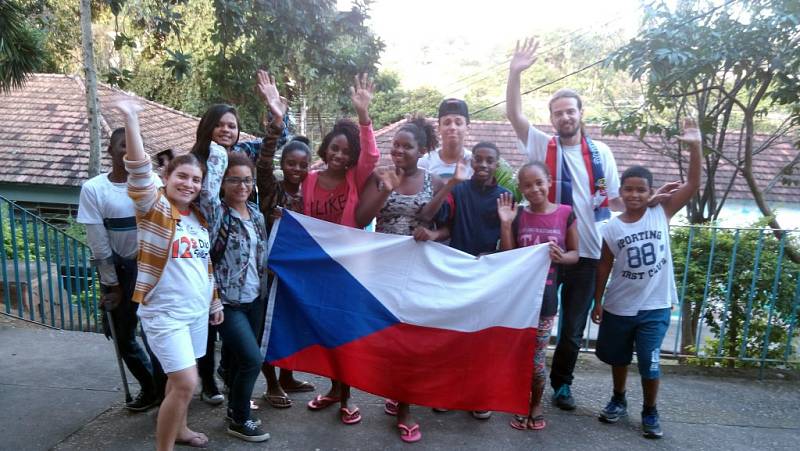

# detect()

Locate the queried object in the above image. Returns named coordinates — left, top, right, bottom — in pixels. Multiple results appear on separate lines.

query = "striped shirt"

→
left=125, top=157, right=221, bottom=314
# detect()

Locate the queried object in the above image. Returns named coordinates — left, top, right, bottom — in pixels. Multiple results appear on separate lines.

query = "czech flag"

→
left=262, top=211, right=550, bottom=414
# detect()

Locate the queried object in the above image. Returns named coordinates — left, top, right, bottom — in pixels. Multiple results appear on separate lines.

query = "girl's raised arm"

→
left=111, top=100, right=156, bottom=213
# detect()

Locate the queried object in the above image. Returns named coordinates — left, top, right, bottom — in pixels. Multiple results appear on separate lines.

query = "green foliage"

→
left=671, top=223, right=800, bottom=367
left=0, top=0, right=48, bottom=92
left=603, top=0, right=800, bottom=224
left=206, top=0, right=384, bottom=133
left=494, top=159, right=521, bottom=202
left=369, top=71, right=444, bottom=128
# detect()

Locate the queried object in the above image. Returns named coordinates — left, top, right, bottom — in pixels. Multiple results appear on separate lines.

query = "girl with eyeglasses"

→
left=194, top=135, right=272, bottom=442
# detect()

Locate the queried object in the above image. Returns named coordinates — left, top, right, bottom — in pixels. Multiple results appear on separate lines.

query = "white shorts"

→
left=140, top=314, right=208, bottom=374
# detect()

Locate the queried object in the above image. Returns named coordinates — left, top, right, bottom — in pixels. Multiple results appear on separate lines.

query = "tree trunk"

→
left=80, top=0, right=102, bottom=179
left=740, top=98, right=800, bottom=264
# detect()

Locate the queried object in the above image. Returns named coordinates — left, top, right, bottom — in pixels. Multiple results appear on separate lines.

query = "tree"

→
left=602, top=0, right=800, bottom=246
left=369, top=70, right=444, bottom=128
left=0, top=0, right=47, bottom=92
left=208, top=0, right=384, bottom=134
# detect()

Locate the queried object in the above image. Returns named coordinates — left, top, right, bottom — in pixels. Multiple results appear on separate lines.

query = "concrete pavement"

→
left=2, top=316, right=798, bottom=450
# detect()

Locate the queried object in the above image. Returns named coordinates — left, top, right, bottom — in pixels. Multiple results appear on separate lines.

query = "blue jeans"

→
left=551, top=257, right=598, bottom=389
left=102, top=256, right=156, bottom=395
left=218, top=298, right=265, bottom=423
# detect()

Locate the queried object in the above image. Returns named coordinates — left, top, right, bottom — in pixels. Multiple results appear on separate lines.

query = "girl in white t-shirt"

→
left=113, top=100, right=223, bottom=451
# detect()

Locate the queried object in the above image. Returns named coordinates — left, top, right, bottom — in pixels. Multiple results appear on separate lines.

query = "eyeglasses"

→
left=223, top=177, right=254, bottom=186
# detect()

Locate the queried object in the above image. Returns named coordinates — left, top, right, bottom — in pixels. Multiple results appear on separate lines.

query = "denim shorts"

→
left=596, top=308, right=670, bottom=380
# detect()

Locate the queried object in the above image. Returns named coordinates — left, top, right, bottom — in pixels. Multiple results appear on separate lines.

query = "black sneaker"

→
left=599, top=396, right=628, bottom=423
left=641, top=410, right=663, bottom=439
left=200, top=385, right=225, bottom=405
left=225, top=409, right=262, bottom=427
left=552, top=384, right=576, bottom=410
left=227, top=419, right=270, bottom=442
left=125, top=391, right=158, bottom=412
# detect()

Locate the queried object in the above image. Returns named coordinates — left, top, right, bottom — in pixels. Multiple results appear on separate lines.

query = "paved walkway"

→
left=2, top=316, right=798, bottom=450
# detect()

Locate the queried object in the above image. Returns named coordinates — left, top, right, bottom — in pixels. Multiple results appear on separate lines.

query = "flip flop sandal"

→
left=340, top=406, right=362, bottom=425
left=264, top=393, right=293, bottom=409
left=384, top=399, right=399, bottom=416
left=510, top=415, right=530, bottom=431
left=307, top=394, right=341, bottom=410
left=281, top=380, right=316, bottom=393
left=397, top=423, right=422, bottom=443
left=530, top=415, right=547, bottom=430
left=175, top=432, right=209, bottom=448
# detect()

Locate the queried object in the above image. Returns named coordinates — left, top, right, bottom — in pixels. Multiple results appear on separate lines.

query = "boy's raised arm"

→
left=662, top=118, right=702, bottom=218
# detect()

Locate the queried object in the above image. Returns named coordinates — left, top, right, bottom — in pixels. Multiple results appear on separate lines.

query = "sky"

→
left=338, top=0, right=644, bottom=91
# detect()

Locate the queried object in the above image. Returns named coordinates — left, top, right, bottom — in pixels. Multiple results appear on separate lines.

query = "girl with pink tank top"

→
left=498, top=161, right=579, bottom=431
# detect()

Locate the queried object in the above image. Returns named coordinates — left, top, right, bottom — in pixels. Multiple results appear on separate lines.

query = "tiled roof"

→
left=375, top=119, right=799, bottom=204
left=0, top=74, right=254, bottom=188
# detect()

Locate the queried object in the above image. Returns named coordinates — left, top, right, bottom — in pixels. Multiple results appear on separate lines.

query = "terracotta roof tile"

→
left=0, top=74, right=255, bottom=188
left=375, top=120, right=799, bottom=203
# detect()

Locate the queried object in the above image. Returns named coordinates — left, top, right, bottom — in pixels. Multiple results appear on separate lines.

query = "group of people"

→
left=77, top=38, right=701, bottom=450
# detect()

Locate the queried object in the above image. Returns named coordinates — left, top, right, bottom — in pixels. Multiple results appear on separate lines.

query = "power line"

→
left=471, top=58, right=607, bottom=116
left=469, top=0, right=742, bottom=117
left=440, top=1, right=652, bottom=97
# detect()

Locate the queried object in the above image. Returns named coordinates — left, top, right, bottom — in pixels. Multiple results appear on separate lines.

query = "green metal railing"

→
left=573, top=225, right=800, bottom=368
left=1, top=191, right=798, bottom=367
left=0, top=195, right=99, bottom=332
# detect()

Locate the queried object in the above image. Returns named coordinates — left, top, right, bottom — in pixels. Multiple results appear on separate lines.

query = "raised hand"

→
left=376, top=167, right=401, bottom=193
left=256, top=70, right=286, bottom=119
left=110, top=98, right=143, bottom=117
left=676, top=117, right=701, bottom=148
left=509, top=37, right=538, bottom=74
left=350, top=73, right=375, bottom=124
left=496, top=192, right=518, bottom=223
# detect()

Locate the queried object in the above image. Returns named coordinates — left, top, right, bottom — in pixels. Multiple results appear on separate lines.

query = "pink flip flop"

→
left=307, top=394, right=341, bottom=410
left=530, top=415, right=547, bottom=430
left=340, top=406, right=362, bottom=425
left=510, top=415, right=529, bottom=431
left=384, top=399, right=399, bottom=416
left=397, top=423, right=422, bottom=443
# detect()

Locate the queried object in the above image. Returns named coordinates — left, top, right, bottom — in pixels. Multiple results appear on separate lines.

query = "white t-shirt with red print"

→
left=139, top=210, right=214, bottom=320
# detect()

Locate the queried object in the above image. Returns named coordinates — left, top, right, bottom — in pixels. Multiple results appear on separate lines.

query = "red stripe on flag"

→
left=270, top=322, right=536, bottom=414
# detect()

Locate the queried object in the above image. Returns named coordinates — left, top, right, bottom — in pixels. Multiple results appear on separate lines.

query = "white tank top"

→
left=599, top=205, right=677, bottom=316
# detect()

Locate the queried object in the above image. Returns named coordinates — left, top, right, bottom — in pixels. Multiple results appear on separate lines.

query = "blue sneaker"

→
left=641, top=410, right=663, bottom=439
left=551, top=385, right=576, bottom=410
left=599, top=396, right=627, bottom=423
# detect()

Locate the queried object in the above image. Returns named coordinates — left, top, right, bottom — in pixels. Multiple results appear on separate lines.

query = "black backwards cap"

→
left=438, top=98, right=469, bottom=124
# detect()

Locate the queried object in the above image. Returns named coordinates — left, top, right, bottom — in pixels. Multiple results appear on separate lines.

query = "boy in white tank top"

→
left=591, top=119, right=702, bottom=439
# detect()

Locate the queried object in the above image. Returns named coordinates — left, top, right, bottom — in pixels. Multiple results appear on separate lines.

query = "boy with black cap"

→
left=418, top=98, right=474, bottom=180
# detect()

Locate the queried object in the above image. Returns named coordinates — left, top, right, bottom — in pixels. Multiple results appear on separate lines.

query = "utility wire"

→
left=469, top=0, right=742, bottom=117
left=440, top=1, right=652, bottom=97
